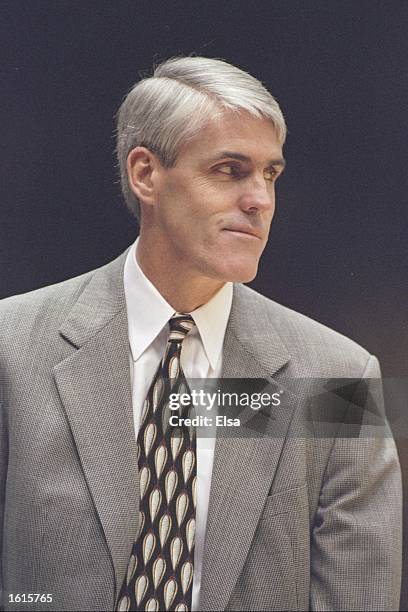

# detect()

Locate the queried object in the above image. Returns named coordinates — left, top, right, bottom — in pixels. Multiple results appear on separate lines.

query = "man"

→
left=0, top=56, right=402, bottom=611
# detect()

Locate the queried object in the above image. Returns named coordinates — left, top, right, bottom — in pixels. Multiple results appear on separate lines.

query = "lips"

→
left=222, top=225, right=262, bottom=239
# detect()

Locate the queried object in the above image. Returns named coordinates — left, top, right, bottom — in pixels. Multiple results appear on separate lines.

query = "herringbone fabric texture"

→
left=117, top=314, right=196, bottom=612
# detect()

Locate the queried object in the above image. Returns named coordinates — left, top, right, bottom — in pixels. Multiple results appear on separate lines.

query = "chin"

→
left=213, top=262, right=259, bottom=284
left=231, top=269, right=258, bottom=283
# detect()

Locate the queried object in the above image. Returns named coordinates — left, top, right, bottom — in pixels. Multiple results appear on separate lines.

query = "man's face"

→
left=150, top=112, right=285, bottom=283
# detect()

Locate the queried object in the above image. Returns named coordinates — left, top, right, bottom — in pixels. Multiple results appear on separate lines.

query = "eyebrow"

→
left=209, top=151, right=286, bottom=168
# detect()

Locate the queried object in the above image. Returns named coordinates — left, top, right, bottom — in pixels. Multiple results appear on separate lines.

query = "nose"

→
left=239, top=175, right=275, bottom=215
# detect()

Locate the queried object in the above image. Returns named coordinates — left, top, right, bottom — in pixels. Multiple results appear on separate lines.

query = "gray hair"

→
left=116, top=56, right=287, bottom=221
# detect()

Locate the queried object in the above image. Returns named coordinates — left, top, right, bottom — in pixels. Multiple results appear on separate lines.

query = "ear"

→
left=126, top=146, right=161, bottom=206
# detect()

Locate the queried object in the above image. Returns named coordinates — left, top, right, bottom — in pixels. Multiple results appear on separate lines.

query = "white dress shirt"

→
left=123, top=238, right=233, bottom=610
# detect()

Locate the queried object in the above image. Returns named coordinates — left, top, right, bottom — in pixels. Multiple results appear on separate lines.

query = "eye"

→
left=216, top=164, right=242, bottom=177
left=264, top=168, right=279, bottom=182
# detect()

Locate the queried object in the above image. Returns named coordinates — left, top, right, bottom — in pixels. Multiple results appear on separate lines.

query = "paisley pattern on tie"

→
left=117, top=314, right=196, bottom=612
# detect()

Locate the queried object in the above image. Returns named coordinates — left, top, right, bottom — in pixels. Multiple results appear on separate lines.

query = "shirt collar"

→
left=124, top=238, right=233, bottom=370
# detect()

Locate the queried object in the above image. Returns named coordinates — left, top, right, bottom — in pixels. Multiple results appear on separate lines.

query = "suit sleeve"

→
left=0, top=389, right=7, bottom=610
left=309, top=355, right=402, bottom=611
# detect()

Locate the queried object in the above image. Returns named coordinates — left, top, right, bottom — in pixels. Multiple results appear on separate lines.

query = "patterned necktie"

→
left=117, top=314, right=197, bottom=612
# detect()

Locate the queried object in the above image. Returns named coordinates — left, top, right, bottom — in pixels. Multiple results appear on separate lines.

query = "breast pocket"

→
left=232, top=483, right=310, bottom=611
left=261, top=482, right=309, bottom=519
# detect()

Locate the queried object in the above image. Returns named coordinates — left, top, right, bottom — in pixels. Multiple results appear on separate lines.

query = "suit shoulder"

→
left=0, top=248, right=129, bottom=347
left=0, top=268, right=94, bottom=331
left=1, top=246, right=129, bottom=314
left=0, top=250, right=124, bottom=342
left=236, top=284, right=372, bottom=375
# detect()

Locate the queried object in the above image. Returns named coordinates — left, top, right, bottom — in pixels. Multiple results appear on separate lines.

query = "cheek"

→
left=166, top=194, right=215, bottom=232
left=158, top=177, right=228, bottom=242
left=159, top=196, right=206, bottom=249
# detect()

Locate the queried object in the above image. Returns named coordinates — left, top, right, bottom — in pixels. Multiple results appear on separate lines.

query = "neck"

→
left=136, top=236, right=225, bottom=312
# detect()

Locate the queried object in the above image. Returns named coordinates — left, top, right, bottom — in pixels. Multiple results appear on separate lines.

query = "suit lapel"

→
left=53, top=250, right=138, bottom=598
left=200, top=284, right=296, bottom=611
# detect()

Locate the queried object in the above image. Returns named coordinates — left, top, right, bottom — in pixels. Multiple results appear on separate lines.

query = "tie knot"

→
left=168, top=314, right=194, bottom=342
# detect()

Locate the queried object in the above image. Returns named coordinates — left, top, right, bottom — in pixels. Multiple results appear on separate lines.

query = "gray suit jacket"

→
left=0, top=248, right=402, bottom=611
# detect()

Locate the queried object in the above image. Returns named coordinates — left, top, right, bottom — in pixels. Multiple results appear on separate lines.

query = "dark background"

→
left=1, top=0, right=407, bottom=607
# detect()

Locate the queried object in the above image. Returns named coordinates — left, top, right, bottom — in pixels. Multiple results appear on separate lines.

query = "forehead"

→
left=178, top=112, right=283, bottom=164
